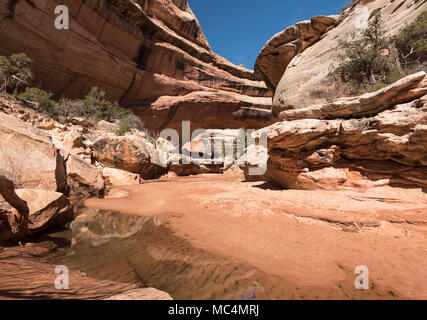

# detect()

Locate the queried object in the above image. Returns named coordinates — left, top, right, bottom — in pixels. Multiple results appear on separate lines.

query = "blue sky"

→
left=188, top=0, right=348, bottom=69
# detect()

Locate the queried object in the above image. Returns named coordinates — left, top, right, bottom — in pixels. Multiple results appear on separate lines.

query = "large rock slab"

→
left=66, top=155, right=105, bottom=196
left=0, top=113, right=65, bottom=191
left=134, top=90, right=272, bottom=132
left=0, top=246, right=172, bottom=300
left=278, top=72, right=427, bottom=121
left=105, top=288, right=172, bottom=300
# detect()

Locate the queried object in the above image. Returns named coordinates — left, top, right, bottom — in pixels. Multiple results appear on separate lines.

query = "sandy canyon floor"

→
left=1, top=174, right=426, bottom=299
left=85, top=174, right=427, bottom=299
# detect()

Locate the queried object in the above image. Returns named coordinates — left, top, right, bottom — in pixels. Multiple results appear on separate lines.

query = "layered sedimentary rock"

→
left=252, top=73, right=427, bottom=191
left=0, top=0, right=272, bottom=131
left=255, top=0, right=427, bottom=114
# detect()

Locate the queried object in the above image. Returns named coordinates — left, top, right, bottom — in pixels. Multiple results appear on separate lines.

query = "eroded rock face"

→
left=253, top=74, right=427, bottom=191
left=105, top=288, right=172, bottom=300
left=268, top=0, right=427, bottom=112
left=0, top=0, right=272, bottom=132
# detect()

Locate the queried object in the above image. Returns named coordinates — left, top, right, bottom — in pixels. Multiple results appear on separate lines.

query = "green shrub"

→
left=82, top=87, right=130, bottom=121
left=17, top=87, right=57, bottom=112
left=115, top=116, right=133, bottom=135
left=395, top=11, right=427, bottom=67
left=0, top=53, right=34, bottom=93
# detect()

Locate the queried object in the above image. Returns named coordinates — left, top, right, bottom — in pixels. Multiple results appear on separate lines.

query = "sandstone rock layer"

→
left=253, top=73, right=427, bottom=191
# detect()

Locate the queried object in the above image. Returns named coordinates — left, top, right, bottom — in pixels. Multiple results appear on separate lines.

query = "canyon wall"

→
left=0, top=0, right=272, bottom=132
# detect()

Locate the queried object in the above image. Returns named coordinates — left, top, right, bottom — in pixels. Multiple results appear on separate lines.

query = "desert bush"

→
left=0, top=142, right=32, bottom=188
left=81, top=87, right=131, bottom=121
left=115, top=116, right=133, bottom=136
left=0, top=53, right=34, bottom=93
left=334, top=13, right=392, bottom=94
left=394, top=11, right=427, bottom=68
left=17, top=87, right=57, bottom=112
left=55, top=98, right=87, bottom=123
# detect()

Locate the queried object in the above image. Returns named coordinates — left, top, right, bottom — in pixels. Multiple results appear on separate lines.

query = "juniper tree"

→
left=335, top=13, right=391, bottom=91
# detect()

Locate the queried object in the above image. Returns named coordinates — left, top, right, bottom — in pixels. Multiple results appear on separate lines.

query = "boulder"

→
left=70, top=117, right=91, bottom=127
left=103, top=167, right=142, bottom=186
left=63, top=128, right=85, bottom=151
left=93, top=135, right=167, bottom=180
left=239, top=144, right=269, bottom=182
left=97, top=120, right=118, bottom=132
left=14, top=189, right=73, bottom=232
left=0, top=113, right=66, bottom=191
left=66, top=155, right=105, bottom=196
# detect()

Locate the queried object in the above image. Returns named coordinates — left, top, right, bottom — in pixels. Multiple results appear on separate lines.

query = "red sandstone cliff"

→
left=0, top=0, right=272, bottom=131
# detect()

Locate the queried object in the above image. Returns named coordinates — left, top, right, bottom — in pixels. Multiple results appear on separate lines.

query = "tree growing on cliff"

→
left=394, top=11, right=427, bottom=69
left=334, top=13, right=391, bottom=93
left=0, top=53, right=34, bottom=93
